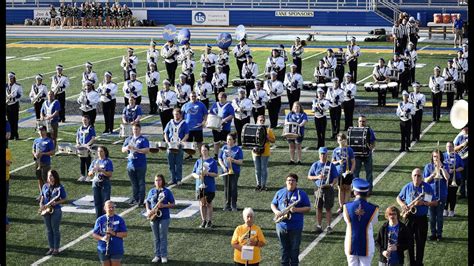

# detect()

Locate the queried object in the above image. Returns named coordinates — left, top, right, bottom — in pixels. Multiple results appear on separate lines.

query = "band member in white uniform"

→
left=175, top=74, right=191, bottom=109
left=51, top=64, right=69, bottom=123
left=41, top=91, right=61, bottom=147
left=146, top=62, right=160, bottom=114
left=98, top=71, right=117, bottom=134
left=232, top=88, right=253, bottom=146
left=323, top=49, right=337, bottom=81
left=242, top=55, right=259, bottom=96
left=372, top=58, right=390, bottom=107
left=345, top=37, right=361, bottom=82
left=408, top=16, right=420, bottom=49
left=389, top=53, right=406, bottom=98
left=335, top=48, right=346, bottom=82
left=342, top=73, right=357, bottom=130
left=405, top=42, right=417, bottom=84
left=284, top=64, right=303, bottom=110
left=409, top=82, right=426, bottom=142
left=217, top=46, right=230, bottom=87
left=195, top=72, right=213, bottom=110
left=77, top=80, right=100, bottom=126
left=314, top=59, right=331, bottom=84
left=30, top=74, right=48, bottom=121
left=313, top=88, right=330, bottom=149
left=177, top=41, right=193, bottom=65
left=161, top=40, right=179, bottom=86
left=201, top=44, right=217, bottom=83
left=82, top=61, right=98, bottom=86
left=211, top=65, right=227, bottom=101
left=181, top=50, right=196, bottom=88
left=233, top=38, right=250, bottom=79
left=326, top=78, right=344, bottom=139
left=264, top=71, right=284, bottom=129
left=454, top=49, right=468, bottom=99
left=146, top=40, right=159, bottom=71
left=290, top=37, right=305, bottom=74
left=265, top=49, right=285, bottom=82
left=120, top=47, right=138, bottom=81
left=157, top=80, right=178, bottom=135
left=396, top=91, right=415, bottom=152
left=6, top=72, right=23, bottom=140
left=249, top=80, right=268, bottom=123
left=122, top=70, right=143, bottom=106
left=442, top=59, right=458, bottom=110
left=76, top=115, right=96, bottom=182
left=429, top=66, right=445, bottom=122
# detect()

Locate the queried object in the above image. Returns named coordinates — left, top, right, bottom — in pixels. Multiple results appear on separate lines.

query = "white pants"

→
left=347, top=255, right=373, bottom=266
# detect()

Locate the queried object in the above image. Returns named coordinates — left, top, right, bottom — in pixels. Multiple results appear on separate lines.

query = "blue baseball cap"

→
left=319, top=147, right=328, bottom=154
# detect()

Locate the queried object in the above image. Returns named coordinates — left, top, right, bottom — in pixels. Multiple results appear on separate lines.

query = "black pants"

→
left=342, top=99, right=354, bottom=130
left=236, top=60, right=245, bottom=79
left=293, top=57, right=302, bottom=74
left=55, top=92, right=66, bottom=122
left=252, top=106, right=265, bottom=123
left=223, top=173, right=239, bottom=209
left=277, top=69, right=285, bottom=83
left=378, top=89, right=387, bottom=107
left=410, top=34, right=418, bottom=49
left=286, top=89, right=300, bottom=110
left=245, top=83, right=255, bottom=98
left=201, top=98, right=210, bottom=110
left=406, top=215, right=428, bottom=266
left=80, top=156, right=92, bottom=176
left=394, top=39, right=403, bottom=54
left=34, top=100, right=45, bottom=120
left=400, top=36, right=408, bottom=53
left=348, top=59, right=358, bottom=82
left=445, top=186, right=458, bottom=211
left=400, top=119, right=411, bottom=150
left=165, top=61, right=178, bottom=86
left=315, top=116, right=327, bottom=148
left=234, top=117, right=250, bottom=146
left=412, top=109, right=422, bottom=141
left=329, top=106, right=341, bottom=138
left=186, top=73, right=195, bottom=89
left=102, top=99, right=116, bottom=133
left=432, top=92, right=442, bottom=121
left=7, top=102, right=19, bottom=139
left=267, top=97, right=281, bottom=129
left=124, top=95, right=141, bottom=107
left=204, top=66, right=216, bottom=83
left=148, top=85, right=158, bottom=114
left=335, top=65, right=344, bottom=82
left=455, top=81, right=464, bottom=99
left=223, top=65, right=230, bottom=87
left=160, top=109, right=173, bottom=137
left=82, top=109, right=97, bottom=127
left=446, top=92, right=455, bottom=110
left=410, top=67, right=416, bottom=84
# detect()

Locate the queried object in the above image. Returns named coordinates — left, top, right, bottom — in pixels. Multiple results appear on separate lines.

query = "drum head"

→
left=325, top=82, right=334, bottom=88
left=388, top=82, right=398, bottom=87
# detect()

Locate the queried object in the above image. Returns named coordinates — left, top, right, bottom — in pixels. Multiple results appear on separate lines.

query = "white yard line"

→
left=7, top=48, right=72, bottom=62
left=419, top=45, right=430, bottom=51
left=298, top=119, right=438, bottom=261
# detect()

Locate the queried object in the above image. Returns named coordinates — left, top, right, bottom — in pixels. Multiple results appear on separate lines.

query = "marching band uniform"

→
left=312, top=89, right=330, bottom=149
left=454, top=51, right=468, bottom=99
left=40, top=180, right=67, bottom=255
left=77, top=81, right=100, bottom=126
left=89, top=155, right=114, bottom=218
left=40, top=94, right=61, bottom=144
left=264, top=72, right=284, bottom=129
left=343, top=178, right=379, bottom=266
left=399, top=19, right=409, bottom=53
left=181, top=53, right=196, bottom=88
left=157, top=80, right=178, bottom=134
left=218, top=48, right=230, bottom=87
left=164, top=114, right=190, bottom=185
left=161, top=41, right=179, bottom=86
left=408, top=17, right=420, bottom=49
left=51, top=65, right=69, bottom=123
left=81, top=62, right=98, bottom=86
left=405, top=43, right=418, bottom=83
left=242, top=55, right=259, bottom=96
left=233, top=40, right=251, bottom=79
left=429, top=67, right=445, bottom=122
left=409, top=82, right=426, bottom=141
left=195, top=73, right=213, bottom=110
left=265, top=50, right=285, bottom=82
left=146, top=63, right=160, bottom=114
left=122, top=71, right=143, bottom=106
left=389, top=54, right=406, bottom=98
left=120, top=48, right=138, bottom=81
left=353, top=117, right=377, bottom=192
left=146, top=41, right=159, bottom=71
left=442, top=60, right=458, bottom=110
left=326, top=78, right=344, bottom=139
left=345, top=38, right=361, bottom=82
left=249, top=81, right=268, bottom=123
left=193, top=153, right=218, bottom=228
left=175, top=75, right=192, bottom=108
left=218, top=139, right=244, bottom=211
left=442, top=148, right=464, bottom=217
left=314, top=60, right=331, bottom=84
left=335, top=48, right=346, bottom=82
left=76, top=118, right=96, bottom=182
left=177, top=43, right=193, bottom=64
left=396, top=92, right=415, bottom=152
left=342, top=73, right=357, bottom=130
left=372, top=60, right=390, bottom=107
left=283, top=65, right=303, bottom=110
left=211, top=66, right=227, bottom=101
left=453, top=127, right=468, bottom=198
left=6, top=72, right=22, bottom=140
left=323, top=49, right=337, bottom=81
left=290, top=37, right=305, bottom=74
left=181, top=95, right=208, bottom=148
left=201, top=45, right=217, bottom=83
left=232, top=89, right=253, bottom=146
left=98, top=71, right=117, bottom=134
left=30, top=75, right=48, bottom=120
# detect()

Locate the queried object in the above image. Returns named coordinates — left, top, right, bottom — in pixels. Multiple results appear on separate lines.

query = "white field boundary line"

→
left=7, top=48, right=72, bottom=62
left=31, top=172, right=195, bottom=265
left=419, top=45, right=430, bottom=51
left=298, top=119, right=438, bottom=261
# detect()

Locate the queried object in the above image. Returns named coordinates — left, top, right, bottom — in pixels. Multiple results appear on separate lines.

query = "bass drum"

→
left=242, top=124, right=267, bottom=148
left=347, top=127, right=371, bottom=157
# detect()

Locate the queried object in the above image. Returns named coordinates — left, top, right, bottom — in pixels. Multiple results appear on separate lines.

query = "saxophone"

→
left=147, top=191, right=166, bottom=221
left=31, top=84, right=44, bottom=104
left=401, top=191, right=425, bottom=218
left=273, top=190, right=301, bottom=223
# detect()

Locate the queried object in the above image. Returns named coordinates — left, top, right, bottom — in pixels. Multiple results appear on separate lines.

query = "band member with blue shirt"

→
left=308, top=147, right=338, bottom=233
left=219, top=133, right=243, bottom=211
left=342, top=178, right=378, bottom=266
left=92, top=200, right=128, bottom=266
left=285, top=101, right=308, bottom=165
left=146, top=174, right=175, bottom=263
left=396, top=168, right=438, bottom=266
left=271, top=173, right=311, bottom=265
left=41, top=90, right=61, bottom=148
left=333, top=133, right=355, bottom=214
left=121, top=95, right=142, bottom=125
left=181, top=91, right=208, bottom=159
left=33, top=126, right=55, bottom=199
left=443, top=141, right=464, bottom=217
left=164, top=108, right=189, bottom=185
left=76, top=115, right=96, bottom=182
left=88, top=146, right=113, bottom=218
left=209, top=92, right=235, bottom=159
left=423, top=149, right=449, bottom=241
left=453, top=125, right=468, bottom=198
left=121, top=123, right=150, bottom=206
left=193, top=145, right=219, bottom=228
left=39, top=169, right=67, bottom=256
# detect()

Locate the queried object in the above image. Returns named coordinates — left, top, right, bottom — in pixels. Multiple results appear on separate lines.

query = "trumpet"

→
left=449, top=153, right=458, bottom=187
left=226, top=155, right=234, bottom=175
left=147, top=191, right=166, bottom=221
left=274, top=190, right=301, bottom=223
left=401, top=192, right=425, bottom=218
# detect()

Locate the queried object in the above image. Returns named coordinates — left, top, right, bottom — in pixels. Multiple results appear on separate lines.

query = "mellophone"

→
left=364, top=81, right=398, bottom=92
left=231, top=79, right=255, bottom=87
left=57, top=143, right=99, bottom=158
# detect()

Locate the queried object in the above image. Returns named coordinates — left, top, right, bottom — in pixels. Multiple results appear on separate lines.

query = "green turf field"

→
left=6, top=39, right=468, bottom=265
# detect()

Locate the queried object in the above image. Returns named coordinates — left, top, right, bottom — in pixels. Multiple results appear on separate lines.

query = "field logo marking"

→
left=6, top=56, right=15, bottom=60
left=21, top=56, right=50, bottom=62
left=140, top=199, right=200, bottom=219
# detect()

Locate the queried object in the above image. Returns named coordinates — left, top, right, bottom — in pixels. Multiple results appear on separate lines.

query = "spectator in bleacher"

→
left=73, top=2, right=80, bottom=28
left=49, top=5, right=57, bottom=29
left=105, top=2, right=111, bottom=28
left=97, top=2, right=104, bottom=28
left=65, top=4, right=73, bottom=29
left=452, top=14, right=464, bottom=48
left=59, top=3, right=66, bottom=28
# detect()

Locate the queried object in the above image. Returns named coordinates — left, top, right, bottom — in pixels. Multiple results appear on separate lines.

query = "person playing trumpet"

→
left=218, top=133, right=243, bottom=211
left=442, top=141, right=464, bottom=217
left=88, top=146, right=113, bottom=218
left=145, top=174, right=175, bottom=263
left=120, top=47, right=138, bottom=81
left=164, top=108, right=189, bottom=186
left=332, top=133, right=355, bottom=214
left=233, top=38, right=251, bottom=79
left=76, top=115, right=96, bottom=182
left=372, top=58, right=390, bottom=107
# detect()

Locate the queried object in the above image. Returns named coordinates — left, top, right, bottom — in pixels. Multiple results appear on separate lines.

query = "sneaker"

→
left=231, top=207, right=238, bottom=212
left=288, top=161, right=295, bottom=165
left=151, top=256, right=160, bottom=263
left=45, top=249, right=53, bottom=255
left=448, top=211, right=455, bottom=217
left=255, top=185, right=261, bottom=191
left=77, top=176, right=86, bottom=182
left=315, top=225, right=323, bottom=234
left=326, top=226, right=333, bottom=233
left=205, top=221, right=213, bottom=228
left=261, top=186, right=268, bottom=191
left=429, top=235, right=437, bottom=241
left=161, top=257, right=168, bottom=263
left=85, top=176, right=92, bottom=182
left=443, top=210, right=448, bottom=217
left=177, top=181, right=183, bottom=186
left=167, top=181, right=176, bottom=186
left=51, top=250, right=59, bottom=255
left=199, top=220, right=207, bottom=228
left=297, top=161, right=302, bottom=165
left=128, top=199, right=137, bottom=206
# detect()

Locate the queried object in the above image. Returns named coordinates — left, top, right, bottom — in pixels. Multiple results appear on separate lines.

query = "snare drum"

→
left=157, top=141, right=168, bottom=151
left=76, top=146, right=90, bottom=158
left=303, top=81, right=314, bottom=90
left=364, top=82, right=374, bottom=92
left=242, top=124, right=267, bottom=148
left=120, top=123, right=132, bottom=138
left=372, top=83, right=380, bottom=92
left=388, top=82, right=398, bottom=92
left=379, top=84, right=388, bottom=91
left=325, top=82, right=334, bottom=89
left=282, top=122, right=301, bottom=140
left=57, top=143, right=73, bottom=155
left=89, top=145, right=99, bottom=158
left=167, top=142, right=180, bottom=153
left=458, top=72, right=465, bottom=83
left=149, top=142, right=160, bottom=153
left=182, top=142, right=197, bottom=155
left=231, top=79, right=246, bottom=87
left=317, top=83, right=327, bottom=93
left=347, top=127, right=371, bottom=157
left=445, top=81, right=456, bottom=93
left=206, top=114, right=222, bottom=130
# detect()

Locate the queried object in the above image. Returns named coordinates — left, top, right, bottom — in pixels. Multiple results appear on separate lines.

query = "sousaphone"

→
left=235, top=25, right=247, bottom=41
left=450, top=99, right=468, bottom=129
left=163, top=24, right=177, bottom=42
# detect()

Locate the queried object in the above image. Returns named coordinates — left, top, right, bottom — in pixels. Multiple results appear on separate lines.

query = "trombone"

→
left=448, top=153, right=458, bottom=187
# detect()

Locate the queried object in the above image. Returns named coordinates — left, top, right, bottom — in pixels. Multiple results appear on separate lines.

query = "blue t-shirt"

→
left=218, top=145, right=244, bottom=174
left=146, top=187, right=175, bottom=220
left=182, top=101, right=208, bottom=131
left=93, top=214, right=127, bottom=255
left=164, top=120, right=189, bottom=141
left=193, top=157, right=218, bottom=193
left=331, top=146, right=355, bottom=175
left=41, top=184, right=67, bottom=209
left=454, top=18, right=463, bottom=29
left=285, top=111, right=308, bottom=136
left=398, top=182, right=437, bottom=216
left=387, top=223, right=400, bottom=265
left=442, top=152, right=464, bottom=181
left=423, top=163, right=448, bottom=201
left=209, top=102, right=235, bottom=131
left=123, top=135, right=149, bottom=168
left=76, top=125, right=96, bottom=145
left=363, top=127, right=377, bottom=156
left=89, top=158, right=114, bottom=183
left=122, top=105, right=143, bottom=123
left=33, top=137, right=55, bottom=165
left=308, top=161, right=339, bottom=187
left=271, top=188, right=311, bottom=230
left=41, top=100, right=61, bottom=124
